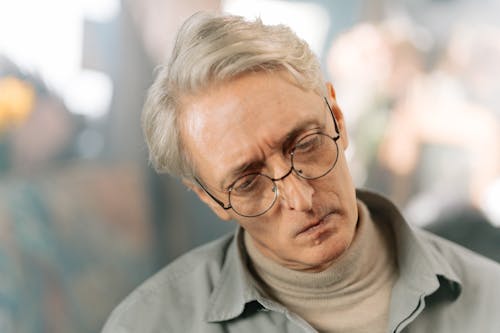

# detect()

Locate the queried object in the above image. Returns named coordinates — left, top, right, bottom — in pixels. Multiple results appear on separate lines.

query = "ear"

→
left=182, top=178, right=233, bottom=221
left=325, top=82, right=349, bottom=150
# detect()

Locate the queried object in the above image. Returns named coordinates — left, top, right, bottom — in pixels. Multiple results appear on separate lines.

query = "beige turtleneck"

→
left=244, top=200, right=398, bottom=333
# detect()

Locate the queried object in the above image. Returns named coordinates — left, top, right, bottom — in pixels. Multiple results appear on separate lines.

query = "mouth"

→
left=295, top=210, right=338, bottom=237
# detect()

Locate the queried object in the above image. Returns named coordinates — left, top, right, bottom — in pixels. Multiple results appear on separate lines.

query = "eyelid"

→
left=287, top=127, right=322, bottom=151
left=226, top=171, right=259, bottom=192
left=298, top=127, right=323, bottom=140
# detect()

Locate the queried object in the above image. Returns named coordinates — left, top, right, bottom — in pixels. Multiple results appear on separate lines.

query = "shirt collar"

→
left=356, top=189, right=462, bottom=295
left=355, top=190, right=462, bottom=332
left=205, top=227, right=262, bottom=322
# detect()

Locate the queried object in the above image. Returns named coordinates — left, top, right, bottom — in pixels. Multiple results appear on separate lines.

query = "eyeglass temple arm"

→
left=194, top=177, right=232, bottom=210
left=324, top=97, right=340, bottom=138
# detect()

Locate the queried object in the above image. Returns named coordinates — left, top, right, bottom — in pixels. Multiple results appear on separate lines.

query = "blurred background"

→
left=0, top=0, right=499, bottom=332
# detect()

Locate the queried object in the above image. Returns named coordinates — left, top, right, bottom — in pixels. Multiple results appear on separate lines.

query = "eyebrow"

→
left=219, top=118, right=321, bottom=189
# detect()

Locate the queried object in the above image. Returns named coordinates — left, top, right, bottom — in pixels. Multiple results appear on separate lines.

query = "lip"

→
left=295, top=211, right=337, bottom=237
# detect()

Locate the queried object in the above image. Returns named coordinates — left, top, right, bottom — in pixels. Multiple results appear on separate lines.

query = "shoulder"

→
left=416, top=228, right=500, bottom=295
left=102, top=232, right=235, bottom=333
left=357, top=188, right=500, bottom=284
left=411, top=228, right=500, bottom=331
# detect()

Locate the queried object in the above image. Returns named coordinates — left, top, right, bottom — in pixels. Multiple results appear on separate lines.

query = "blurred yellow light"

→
left=0, top=76, right=35, bottom=132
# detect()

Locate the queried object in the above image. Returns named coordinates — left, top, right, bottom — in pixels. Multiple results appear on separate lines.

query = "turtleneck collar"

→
left=243, top=199, right=398, bottom=333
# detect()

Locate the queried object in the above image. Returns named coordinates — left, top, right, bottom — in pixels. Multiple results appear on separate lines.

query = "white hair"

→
left=142, top=12, right=325, bottom=180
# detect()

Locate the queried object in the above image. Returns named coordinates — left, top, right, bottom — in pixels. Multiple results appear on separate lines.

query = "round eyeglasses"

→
left=195, top=97, right=341, bottom=218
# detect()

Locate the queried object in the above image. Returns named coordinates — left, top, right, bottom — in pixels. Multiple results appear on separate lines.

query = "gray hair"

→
left=142, top=12, right=325, bottom=180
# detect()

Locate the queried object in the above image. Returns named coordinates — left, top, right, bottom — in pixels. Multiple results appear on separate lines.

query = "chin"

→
left=301, top=233, right=352, bottom=271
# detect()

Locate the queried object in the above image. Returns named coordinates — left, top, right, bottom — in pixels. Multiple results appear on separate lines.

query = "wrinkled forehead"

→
left=178, top=72, right=325, bottom=182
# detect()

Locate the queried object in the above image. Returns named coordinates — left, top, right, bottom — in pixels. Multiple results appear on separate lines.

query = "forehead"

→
left=180, top=71, right=324, bottom=183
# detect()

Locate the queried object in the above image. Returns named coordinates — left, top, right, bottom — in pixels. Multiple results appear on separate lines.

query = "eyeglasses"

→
left=195, top=97, right=341, bottom=218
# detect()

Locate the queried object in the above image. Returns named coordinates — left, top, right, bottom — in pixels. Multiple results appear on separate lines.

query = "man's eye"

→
left=233, top=175, right=258, bottom=193
left=294, top=135, right=321, bottom=153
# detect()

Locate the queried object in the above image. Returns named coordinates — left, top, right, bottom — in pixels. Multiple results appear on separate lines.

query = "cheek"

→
left=311, top=164, right=357, bottom=214
left=239, top=215, right=287, bottom=245
left=320, top=155, right=355, bottom=194
left=310, top=172, right=346, bottom=197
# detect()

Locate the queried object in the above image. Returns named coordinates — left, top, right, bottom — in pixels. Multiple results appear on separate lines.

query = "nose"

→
left=277, top=172, right=314, bottom=212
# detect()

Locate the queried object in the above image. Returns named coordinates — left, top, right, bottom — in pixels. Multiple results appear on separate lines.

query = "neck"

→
left=243, top=200, right=398, bottom=333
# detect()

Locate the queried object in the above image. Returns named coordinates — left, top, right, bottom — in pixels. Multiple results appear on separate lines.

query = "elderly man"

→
left=103, top=12, right=500, bottom=333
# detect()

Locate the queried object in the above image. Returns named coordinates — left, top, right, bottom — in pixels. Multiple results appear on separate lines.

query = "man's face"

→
left=181, top=71, right=358, bottom=272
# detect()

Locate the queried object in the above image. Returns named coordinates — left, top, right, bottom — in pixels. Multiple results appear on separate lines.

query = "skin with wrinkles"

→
left=181, top=71, right=358, bottom=272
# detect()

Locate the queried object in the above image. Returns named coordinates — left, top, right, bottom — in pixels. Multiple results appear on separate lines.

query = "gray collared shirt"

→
left=102, top=190, right=500, bottom=332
